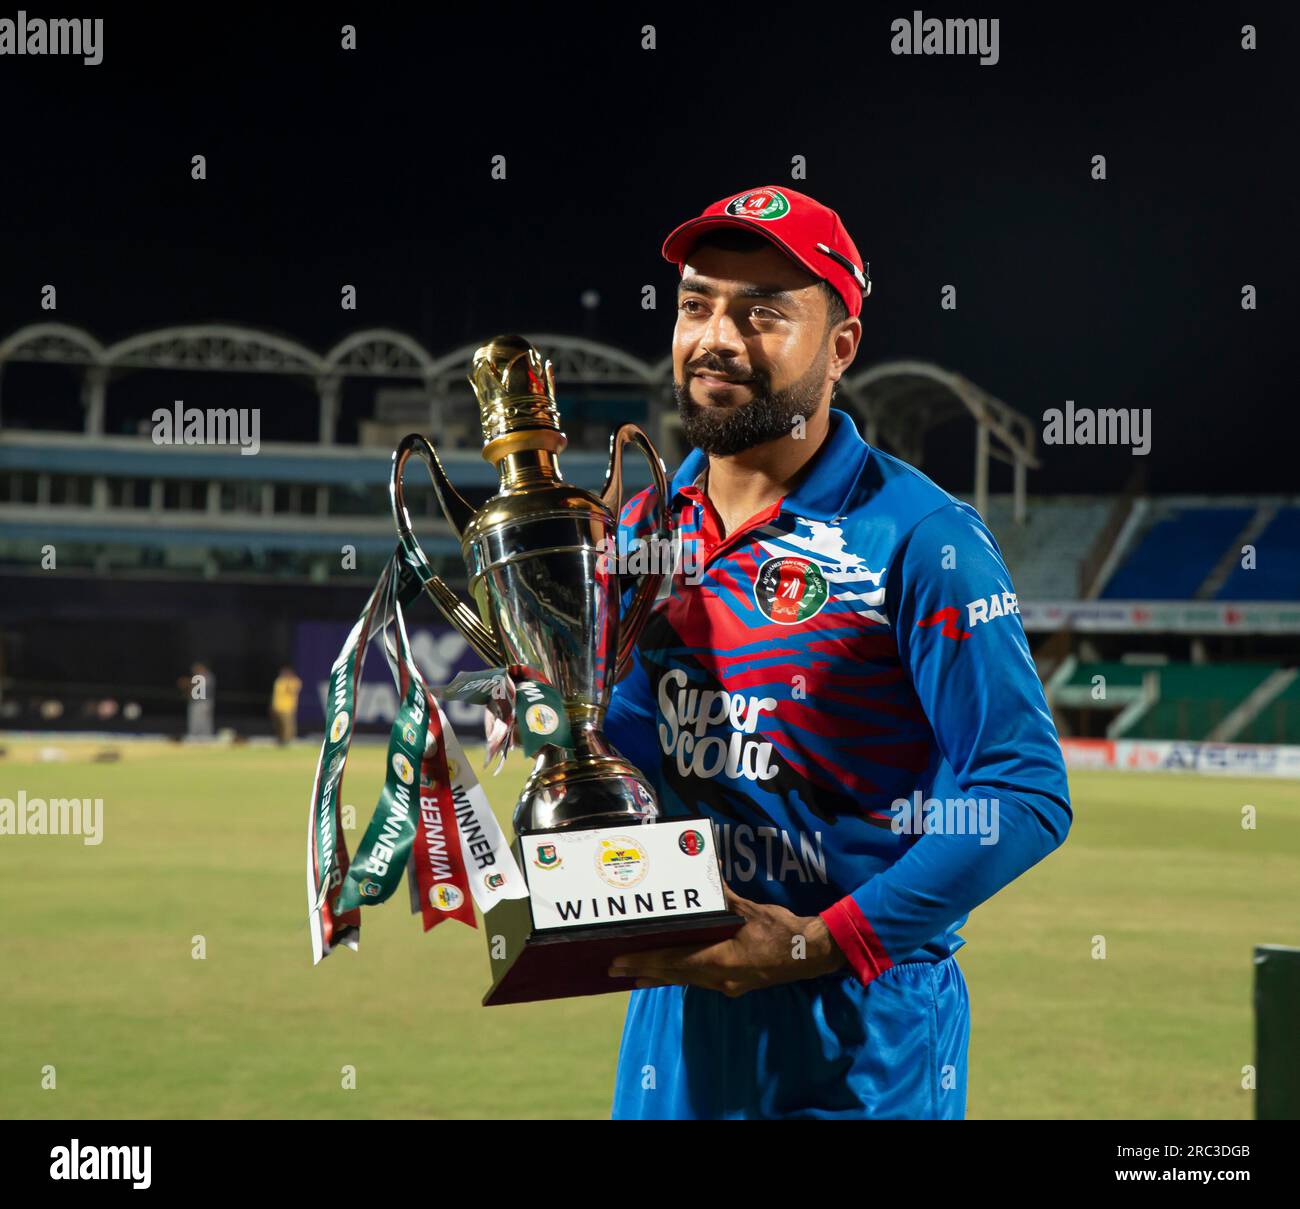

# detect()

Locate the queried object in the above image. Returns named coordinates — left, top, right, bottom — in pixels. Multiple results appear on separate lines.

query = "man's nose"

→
left=697, top=306, right=745, bottom=354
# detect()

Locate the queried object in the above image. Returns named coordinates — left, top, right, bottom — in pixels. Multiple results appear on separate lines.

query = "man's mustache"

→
left=685, top=360, right=763, bottom=386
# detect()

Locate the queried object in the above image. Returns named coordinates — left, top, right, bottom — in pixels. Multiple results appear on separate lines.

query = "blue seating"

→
left=1102, top=507, right=1252, bottom=599
left=1216, top=508, right=1300, bottom=600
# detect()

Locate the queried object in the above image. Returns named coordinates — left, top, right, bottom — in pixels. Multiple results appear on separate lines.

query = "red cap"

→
left=661, top=185, right=870, bottom=318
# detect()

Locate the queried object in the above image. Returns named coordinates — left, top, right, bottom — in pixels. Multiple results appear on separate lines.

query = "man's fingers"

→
left=608, top=935, right=733, bottom=977
left=721, top=881, right=760, bottom=915
left=607, top=944, right=704, bottom=978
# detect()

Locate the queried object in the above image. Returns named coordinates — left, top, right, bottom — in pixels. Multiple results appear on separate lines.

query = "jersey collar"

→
left=669, top=407, right=870, bottom=522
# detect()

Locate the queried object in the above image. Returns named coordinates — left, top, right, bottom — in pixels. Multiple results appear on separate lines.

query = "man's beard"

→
left=674, top=347, right=829, bottom=457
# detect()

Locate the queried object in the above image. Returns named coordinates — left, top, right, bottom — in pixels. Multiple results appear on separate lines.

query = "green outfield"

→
left=0, top=740, right=1294, bottom=1119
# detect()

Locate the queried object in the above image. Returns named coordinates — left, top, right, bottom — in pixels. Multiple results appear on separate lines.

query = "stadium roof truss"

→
left=843, top=359, right=1040, bottom=523
left=0, top=324, right=1037, bottom=520
left=0, top=323, right=441, bottom=443
left=428, top=335, right=658, bottom=392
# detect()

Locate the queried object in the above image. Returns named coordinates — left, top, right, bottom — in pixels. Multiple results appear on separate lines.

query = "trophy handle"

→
left=391, top=434, right=504, bottom=667
left=601, top=423, right=672, bottom=681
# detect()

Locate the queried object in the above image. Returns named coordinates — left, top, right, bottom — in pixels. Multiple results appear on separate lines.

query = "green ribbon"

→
left=439, top=667, right=574, bottom=757
left=336, top=568, right=433, bottom=913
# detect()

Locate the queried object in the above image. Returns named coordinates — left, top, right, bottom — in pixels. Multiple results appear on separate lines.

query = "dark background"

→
left=0, top=2, right=1296, bottom=494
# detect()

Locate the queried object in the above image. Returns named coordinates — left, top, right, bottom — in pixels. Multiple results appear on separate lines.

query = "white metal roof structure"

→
left=1, top=323, right=1037, bottom=521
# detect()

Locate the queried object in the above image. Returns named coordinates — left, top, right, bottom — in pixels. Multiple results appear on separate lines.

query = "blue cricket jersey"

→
left=603, top=408, right=1071, bottom=1119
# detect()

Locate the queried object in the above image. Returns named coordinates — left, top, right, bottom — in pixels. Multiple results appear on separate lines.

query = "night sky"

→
left=1, top=2, right=1295, bottom=494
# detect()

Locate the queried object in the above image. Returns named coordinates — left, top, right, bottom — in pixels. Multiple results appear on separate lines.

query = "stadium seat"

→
left=976, top=496, right=1113, bottom=602
left=1216, top=507, right=1300, bottom=600
left=1064, top=661, right=1281, bottom=741
left=1235, top=674, right=1300, bottom=744
left=1101, top=505, right=1254, bottom=600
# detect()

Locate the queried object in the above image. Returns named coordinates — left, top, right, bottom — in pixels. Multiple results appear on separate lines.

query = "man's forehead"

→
left=680, top=243, right=820, bottom=299
left=677, top=272, right=822, bottom=309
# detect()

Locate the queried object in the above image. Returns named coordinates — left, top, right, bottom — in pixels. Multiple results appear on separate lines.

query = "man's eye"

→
left=679, top=299, right=705, bottom=314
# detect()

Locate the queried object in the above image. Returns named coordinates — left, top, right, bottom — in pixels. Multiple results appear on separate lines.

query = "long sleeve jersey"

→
left=603, top=408, right=1071, bottom=985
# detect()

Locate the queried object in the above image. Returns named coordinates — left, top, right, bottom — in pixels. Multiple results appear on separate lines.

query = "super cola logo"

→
left=656, top=669, right=779, bottom=782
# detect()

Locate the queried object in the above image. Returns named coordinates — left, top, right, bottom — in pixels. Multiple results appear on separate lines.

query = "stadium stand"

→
left=981, top=496, right=1113, bottom=602
left=1216, top=507, right=1300, bottom=600
left=1058, top=661, right=1298, bottom=743
left=3, top=324, right=1297, bottom=746
left=1060, top=661, right=1150, bottom=694
left=1133, top=663, right=1276, bottom=740
left=1100, top=503, right=1254, bottom=600
left=1236, top=672, right=1300, bottom=744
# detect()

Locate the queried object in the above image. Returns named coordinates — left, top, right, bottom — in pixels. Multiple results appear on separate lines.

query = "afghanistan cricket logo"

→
left=678, top=828, right=705, bottom=856
left=754, top=556, right=829, bottom=624
left=725, top=187, right=791, bottom=221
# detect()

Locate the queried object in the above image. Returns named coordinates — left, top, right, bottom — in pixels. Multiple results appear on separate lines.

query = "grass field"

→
left=0, top=738, right=1295, bottom=1119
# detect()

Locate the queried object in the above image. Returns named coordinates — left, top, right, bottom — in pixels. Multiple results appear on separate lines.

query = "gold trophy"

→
left=391, top=336, right=739, bottom=1005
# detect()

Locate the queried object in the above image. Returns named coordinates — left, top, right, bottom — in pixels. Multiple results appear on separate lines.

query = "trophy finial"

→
left=469, top=336, right=566, bottom=463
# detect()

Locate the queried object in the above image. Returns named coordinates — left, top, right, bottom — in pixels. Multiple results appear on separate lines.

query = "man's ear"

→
left=833, top=317, right=862, bottom=377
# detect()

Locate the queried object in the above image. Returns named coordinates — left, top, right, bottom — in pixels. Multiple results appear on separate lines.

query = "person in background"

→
left=270, top=665, right=302, bottom=745
left=179, top=660, right=215, bottom=739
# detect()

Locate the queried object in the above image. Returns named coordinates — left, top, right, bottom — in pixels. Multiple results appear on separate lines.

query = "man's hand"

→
left=607, top=883, right=846, bottom=997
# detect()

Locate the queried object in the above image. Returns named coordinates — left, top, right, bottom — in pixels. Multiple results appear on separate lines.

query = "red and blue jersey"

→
left=605, top=408, right=1071, bottom=986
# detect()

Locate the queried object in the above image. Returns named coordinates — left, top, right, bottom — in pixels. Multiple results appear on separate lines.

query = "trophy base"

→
left=481, top=899, right=742, bottom=1006
left=480, top=818, right=741, bottom=1006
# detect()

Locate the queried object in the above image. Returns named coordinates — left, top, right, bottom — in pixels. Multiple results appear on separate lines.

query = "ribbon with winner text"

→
left=305, top=548, right=529, bottom=964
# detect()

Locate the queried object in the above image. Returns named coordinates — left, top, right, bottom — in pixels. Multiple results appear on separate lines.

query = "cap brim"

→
left=661, top=215, right=824, bottom=284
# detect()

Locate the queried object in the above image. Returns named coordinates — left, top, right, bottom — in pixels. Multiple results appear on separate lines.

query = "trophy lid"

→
left=470, top=336, right=568, bottom=460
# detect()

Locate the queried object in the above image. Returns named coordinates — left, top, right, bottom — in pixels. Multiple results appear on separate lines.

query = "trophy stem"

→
left=497, top=449, right=564, bottom=491
left=513, top=717, right=659, bottom=835
left=567, top=716, right=608, bottom=759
